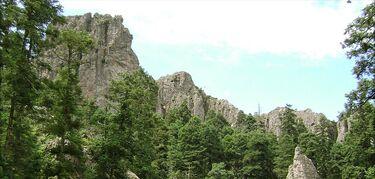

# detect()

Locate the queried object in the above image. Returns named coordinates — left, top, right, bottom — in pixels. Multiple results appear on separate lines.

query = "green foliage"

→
left=237, top=111, right=259, bottom=132
left=299, top=132, right=332, bottom=178
left=39, top=28, right=94, bottom=178
left=222, top=129, right=276, bottom=178
left=89, top=68, right=159, bottom=178
left=166, top=116, right=208, bottom=179
left=205, top=163, right=234, bottom=179
left=165, top=101, right=192, bottom=124
left=0, top=1, right=374, bottom=178
left=342, top=2, right=374, bottom=110
left=0, top=0, right=62, bottom=177
left=241, top=131, right=276, bottom=179
left=333, top=103, right=375, bottom=179
left=273, top=134, right=295, bottom=178
left=151, top=114, right=169, bottom=179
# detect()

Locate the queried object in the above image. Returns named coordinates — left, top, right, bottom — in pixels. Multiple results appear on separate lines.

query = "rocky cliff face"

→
left=206, top=96, right=241, bottom=126
left=45, top=13, right=139, bottom=105
left=287, top=146, right=320, bottom=179
left=156, top=71, right=206, bottom=119
left=337, top=118, right=349, bottom=143
left=156, top=71, right=241, bottom=125
left=47, top=13, right=241, bottom=125
left=336, top=114, right=356, bottom=143
left=46, top=13, right=333, bottom=131
left=263, top=107, right=326, bottom=136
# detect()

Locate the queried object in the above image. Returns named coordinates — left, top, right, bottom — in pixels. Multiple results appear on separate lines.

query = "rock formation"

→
left=157, top=71, right=206, bottom=119
left=45, top=13, right=242, bottom=124
left=263, top=107, right=327, bottom=136
left=44, top=13, right=139, bottom=105
left=126, top=171, right=140, bottom=179
left=45, top=13, right=334, bottom=131
left=336, top=114, right=356, bottom=143
left=206, top=96, right=241, bottom=126
left=157, top=71, right=241, bottom=125
left=287, top=146, right=320, bottom=179
left=337, top=118, right=349, bottom=143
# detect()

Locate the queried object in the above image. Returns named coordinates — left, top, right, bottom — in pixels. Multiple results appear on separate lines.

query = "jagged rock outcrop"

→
left=263, top=107, right=326, bottom=136
left=337, top=118, right=349, bottom=143
left=126, top=171, right=140, bottom=179
left=157, top=71, right=206, bottom=119
left=287, top=146, right=320, bottom=179
left=206, top=96, right=241, bottom=126
left=44, top=13, right=139, bottom=105
left=336, top=114, right=356, bottom=143
left=156, top=71, right=241, bottom=125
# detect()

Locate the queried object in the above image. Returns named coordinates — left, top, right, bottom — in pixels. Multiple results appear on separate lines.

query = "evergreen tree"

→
left=299, top=132, right=332, bottom=178
left=166, top=103, right=193, bottom=178
left=273, top=134, right=296, bottom=178
left=241, top=131, right=276, bottom=179
left=280, top=104, right=300, bottom=142
left=342, top=2, right=374, bottom=110
left=205, top=162, right=234, bottom=179
left=40, top=29, right=93, bottom=178
left=151, top=114, right=169, bottom=179
left=0, top=0, right=62, bottom=177
left=91, top=68, right=158, bottom=178
left=331, top=2, right=375, bottom=179
left=169, top=117, right=208, bottom=179
left=222, top=130, right=248, bottom=178
left=237, top=111, right=259, bottom=132
left=202, top=111, right=229, bottom=166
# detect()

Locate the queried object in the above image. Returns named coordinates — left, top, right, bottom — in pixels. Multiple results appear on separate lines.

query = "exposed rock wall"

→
left=263, top=107, right=326, bottom=136
left=156, top=71, right=206, bottom=119
left=45, top=13, right=139, bottom=105
left=337, top=118, right=349, bottom=143
left=287, top=146, right=320, bottom=179
left=156, top=71, right=241, bottom=125
left=337, top=115, right=356, bottom=143
left=45, top=13, right=334, bottom=131
left=206, top=96, right=241, bottom=126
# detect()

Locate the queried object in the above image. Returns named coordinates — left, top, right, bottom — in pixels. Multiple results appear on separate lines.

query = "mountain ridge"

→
left=52, top=13, right=338, bottom=138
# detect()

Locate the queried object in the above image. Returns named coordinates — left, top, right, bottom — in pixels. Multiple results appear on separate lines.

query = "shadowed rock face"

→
left=287, top=147, right=320, bottom=179
left=45, top=13, right=140, bottom=105
left=263, top=107, right=326, bottom=137
left=156, top=71, right=241, bottom=125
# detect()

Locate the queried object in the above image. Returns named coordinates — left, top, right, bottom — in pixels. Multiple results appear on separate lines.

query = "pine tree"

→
left=0, top=0, right=62, bottom=177
left=241, top=131, right=276, bottom=179
left=40, top=29, right=93, bottom=178
left=91, top=68, right=158, bottom=178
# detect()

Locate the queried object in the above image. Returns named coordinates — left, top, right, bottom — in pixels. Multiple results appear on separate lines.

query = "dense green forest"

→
left=0, top=0, right=374, bottom=178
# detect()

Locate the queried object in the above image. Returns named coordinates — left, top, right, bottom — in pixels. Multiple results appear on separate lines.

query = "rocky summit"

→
left=44, top=13, right=140, bottom=106
left=262, top=107, right=328, bottom=137
left=157, top=71, right=241, bottom=125
left=287, top=147, right=320, bottom=179
left=47, top=13, right=335, bottom=133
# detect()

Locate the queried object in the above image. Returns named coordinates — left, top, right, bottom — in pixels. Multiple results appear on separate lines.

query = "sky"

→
left=59, top=0, right=372, bottom=121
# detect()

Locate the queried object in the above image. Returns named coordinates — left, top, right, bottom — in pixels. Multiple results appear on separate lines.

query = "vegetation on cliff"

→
left=0, top=0, right=374, bottom=178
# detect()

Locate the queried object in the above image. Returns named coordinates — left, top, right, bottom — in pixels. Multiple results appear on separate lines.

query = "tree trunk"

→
left=4, top=96, right=15, bottom=153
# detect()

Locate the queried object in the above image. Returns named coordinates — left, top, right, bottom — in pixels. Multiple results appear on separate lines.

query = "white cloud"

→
left=60, top=0, right=372, bottom=60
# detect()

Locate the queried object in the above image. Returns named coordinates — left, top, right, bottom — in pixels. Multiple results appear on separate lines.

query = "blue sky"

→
left=60, top=0, right=372, bottom=120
